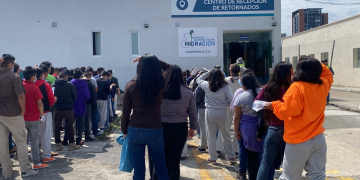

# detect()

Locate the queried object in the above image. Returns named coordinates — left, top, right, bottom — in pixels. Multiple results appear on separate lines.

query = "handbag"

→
left=116, top=134, right=133, bottom=173
left=256, top=109, right=267, bottom=140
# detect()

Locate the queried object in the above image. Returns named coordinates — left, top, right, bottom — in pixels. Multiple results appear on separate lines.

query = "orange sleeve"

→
left=320, top=64, right=334, bottom=93
left=272, top=84, right=304, bottom=121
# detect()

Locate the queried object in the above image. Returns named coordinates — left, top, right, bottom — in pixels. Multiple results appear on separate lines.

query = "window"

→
left=92, top=32, right=101, bottom=56
left=130, top=31, right=139, bottom=56
left=308, top=54, right=315, bottom=58
left=354, top=48, right=360, bottom=68
left=285, top=57, right=290, bottom=63
left=292, top=56, right=298, bottom=69
left=321, top=52, right=329, bottom=61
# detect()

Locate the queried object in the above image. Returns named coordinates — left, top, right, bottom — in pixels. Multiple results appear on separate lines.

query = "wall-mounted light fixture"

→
left=144, top=24, right=149, bottom=28
left=272, top=22, right=277, bottom=26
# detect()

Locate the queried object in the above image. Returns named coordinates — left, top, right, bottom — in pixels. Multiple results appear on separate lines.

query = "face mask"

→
left=33, top=78, right=37, bottom=83
left=11, top=68, right=14, bottom=72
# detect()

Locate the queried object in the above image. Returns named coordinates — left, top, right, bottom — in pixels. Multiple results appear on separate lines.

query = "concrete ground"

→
left=2, top=103, right=360, bottom=180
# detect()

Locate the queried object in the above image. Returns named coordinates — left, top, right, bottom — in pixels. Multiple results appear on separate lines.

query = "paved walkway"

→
left=330, top=86, right=360, bottom=112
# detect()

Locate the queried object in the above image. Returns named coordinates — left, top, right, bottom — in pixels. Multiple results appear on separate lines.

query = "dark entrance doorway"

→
left=223, top=31, right=272, bottom=84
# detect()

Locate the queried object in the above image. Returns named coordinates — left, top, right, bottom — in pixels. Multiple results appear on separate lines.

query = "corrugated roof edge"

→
left=282, top=13, right=360, bottom=40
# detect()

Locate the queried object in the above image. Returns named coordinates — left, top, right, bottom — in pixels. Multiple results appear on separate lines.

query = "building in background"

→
left=283, top=14, right=360, bottom=88
left=292, top=8, right=328, bottom=34
left=0, top=0, right=281, bottom=87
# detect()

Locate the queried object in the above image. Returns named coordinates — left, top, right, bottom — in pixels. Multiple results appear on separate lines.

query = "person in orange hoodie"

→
left=265, top=56, right=334, bottom=180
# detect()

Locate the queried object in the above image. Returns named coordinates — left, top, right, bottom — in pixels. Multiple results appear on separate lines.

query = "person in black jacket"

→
left=82, top=72, right=97, bottom=141
left=96, top=71, right=111, bottom=130
left=52, top=71, right=80, bottom=151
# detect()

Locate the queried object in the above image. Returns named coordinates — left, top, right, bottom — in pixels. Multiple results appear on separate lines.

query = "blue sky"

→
left=281, top=0, right=360, bottom=36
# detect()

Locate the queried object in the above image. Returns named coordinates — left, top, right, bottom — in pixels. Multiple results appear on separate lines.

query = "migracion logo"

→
left=181, top=30, right=216, bottom=48
left=177, top=0, right=188, bottom=10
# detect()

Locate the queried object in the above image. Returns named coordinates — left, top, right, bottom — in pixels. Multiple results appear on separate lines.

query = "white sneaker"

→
left=21, top=169, right=38, bottom=177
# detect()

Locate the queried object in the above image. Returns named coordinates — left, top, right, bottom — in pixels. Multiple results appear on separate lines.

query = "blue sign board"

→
left=240, top=35, right=249, bottom=40
left=171, top=0, right=275, bottom=18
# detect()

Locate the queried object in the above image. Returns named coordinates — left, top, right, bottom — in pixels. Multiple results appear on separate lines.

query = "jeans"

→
left=9, top=133, right=14, bottom=150
left=127, top=127, right=169, bottom=180
left=238, top=138, right=248, bottom=172
left=75, top=116, right=85, bottom=143
left=327, top=93, right=330, bottom=102
left=91, top=105, right=99, bottom=135
left=111, top=99, right=116, bottom=117
left=149, top=123, right=188, bottom=180
left=257, top=125, right=285, bottom=180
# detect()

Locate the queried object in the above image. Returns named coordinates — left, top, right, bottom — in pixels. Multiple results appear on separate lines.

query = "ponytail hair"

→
left=230, top=64, right=240, bottom=83
left=241, top=74, right=261, bottom=98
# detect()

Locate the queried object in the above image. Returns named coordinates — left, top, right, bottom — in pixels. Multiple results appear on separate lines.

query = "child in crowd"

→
left=265, top=56, right=334, bottom=180
left=22, top=66, right=48, bottom=169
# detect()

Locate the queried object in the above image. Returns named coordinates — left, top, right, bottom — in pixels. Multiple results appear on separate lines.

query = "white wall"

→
left=0, top=0, right=281, bottom=88
left=282, top=15, right=360, bottom=88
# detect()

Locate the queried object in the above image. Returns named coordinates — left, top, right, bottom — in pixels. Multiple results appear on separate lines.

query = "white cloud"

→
left=281, top=0, right=360, bottom=36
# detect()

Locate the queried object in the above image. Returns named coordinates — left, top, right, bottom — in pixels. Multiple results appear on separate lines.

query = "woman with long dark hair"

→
left=255, top=62, right=293, bottom=180
left=150, top=64, right=197, bottom=180
left=233, top=73, right=262, bottom=180
left=121, top=54, right=171, bottom=180
left=196, top=69, right=236, bottom=164
left=265, top=57, right=333, bottom=180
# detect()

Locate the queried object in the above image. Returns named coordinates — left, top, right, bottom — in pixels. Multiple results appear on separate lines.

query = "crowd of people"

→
left=121, top=54, right=333, bottom=180
left=0, top=54, right=120, bottom=178
left=0, top=52, right=334, bottom=180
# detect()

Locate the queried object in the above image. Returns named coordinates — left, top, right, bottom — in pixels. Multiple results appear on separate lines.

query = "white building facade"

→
left=282, top=14, right=360, bottom=88
left=0, top=0, right=281, bottom=88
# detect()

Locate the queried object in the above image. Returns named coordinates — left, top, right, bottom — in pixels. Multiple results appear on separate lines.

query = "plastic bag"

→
left=252, top=100, right=269, bottom=112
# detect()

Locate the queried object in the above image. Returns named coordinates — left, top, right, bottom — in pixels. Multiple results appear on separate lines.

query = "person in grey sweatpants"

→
left=280, top=133, right=327, bottom=180
left=97, top=100, right=107, bottom=129
left=194, top=86, right=207, bottom=150
left=197, top=69, right=236, bottom=162
left=26, top=121, right=41, bottom=165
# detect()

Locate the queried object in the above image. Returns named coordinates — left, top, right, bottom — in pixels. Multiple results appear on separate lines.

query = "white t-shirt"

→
left=225, top=77, right=241, bottom=95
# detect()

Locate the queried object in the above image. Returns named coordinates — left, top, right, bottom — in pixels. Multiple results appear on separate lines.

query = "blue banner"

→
left=193, top=0, right=274, bottom=12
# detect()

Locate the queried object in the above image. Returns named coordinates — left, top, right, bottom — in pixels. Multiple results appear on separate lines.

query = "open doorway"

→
left=223, top=31, right=272, bottom=84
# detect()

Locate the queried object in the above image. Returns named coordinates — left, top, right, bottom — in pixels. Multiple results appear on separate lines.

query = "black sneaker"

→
left=217, top=151, right=221, bottom=157
left=237, top=171, right=247, bottom=180
left=235, top=152, right=239, bottom=158
left=21, top=170, right=38, bottom=177
left=62, top=140, right=68, bottom=146
left=198, top=148, right=206, bottom=153
left=85, top=137, right=96, bottom=142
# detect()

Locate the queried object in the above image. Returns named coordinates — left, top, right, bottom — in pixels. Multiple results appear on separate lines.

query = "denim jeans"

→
left=327, top=93, right=330, bottom=102
left=91, top=106, right=99, bottom=135
left=257, top=125, right=285, bottom=180
left=9, top=133, right=14, bottom=150
left=111, top=99, right=116, bottom=117
left=238, top=138, right=248, bottom=172
left=127, top=127, right=169, bottom=180
left=75, top=116, right=85, bottom=143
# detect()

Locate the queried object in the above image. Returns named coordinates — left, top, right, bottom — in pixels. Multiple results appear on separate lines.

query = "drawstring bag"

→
left=116, top=134, right=133, bottom=173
